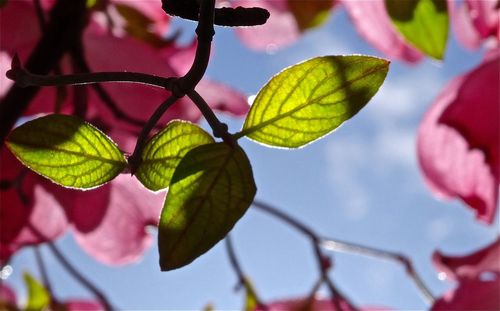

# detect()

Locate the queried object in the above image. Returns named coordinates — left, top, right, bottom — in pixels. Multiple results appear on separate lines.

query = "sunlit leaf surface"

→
left=159, top=143, right=256, bottom=271
left=135, top=120, right=214, bottom=191
left=239, top=55, right=389, bottom=148
left=386, top=0, right=448, bottom=60
left=23, top=273, right=50, bottom=311
left=6, top=114, right=126, bottom=189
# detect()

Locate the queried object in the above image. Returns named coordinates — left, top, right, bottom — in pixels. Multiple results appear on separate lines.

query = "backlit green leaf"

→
left=386, top=0, right=448, bottom=60
left=159, top=143, right=256, bottom=271
left=135, top=120, right=214, bottom=191
left=115, top=4, right=170, bottom=48
left=287, top=0, right=333, bottom=31
left=6, top=114, right=126, bottom=189
left=23, top=273, right=50, bottom=311
left=244, top=278, right=259, bottom=311
left=238, top=56, right=389, bottom=148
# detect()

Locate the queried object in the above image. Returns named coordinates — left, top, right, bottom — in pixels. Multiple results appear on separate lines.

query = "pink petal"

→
left=449, top=0, right=482, bottom=50
left=197, top=79, right=250, bottom=116
left=83, top=22, right=248, bottom=134
left=257, top=298, right=388, bottom=311
left=0, top=0, right=40, bottom=55
left=0, top=52, right=13, bottom=97
left=432, top=275, right=500, bottom=310
left=0, top=283, right=16, bottom=305
left=433, top=237, right=500, bottom=281
left=64, top=300, right=104, bottom=311
left=439, top=50, right=500, bottom=176
left=466, top=0, right=500, bottom=41
left=341, top=0, right=422, bottom=63
left=73, top=174, right=165, bottom=265
left=83, top=23, right=179, bottom=122
left=233, top=0, right=300, bottom=51
left=160, top=40, right=197, bottom=76
left=417, top=53, right=499, bottom=224
left=0, top=149, right=68, bottom=263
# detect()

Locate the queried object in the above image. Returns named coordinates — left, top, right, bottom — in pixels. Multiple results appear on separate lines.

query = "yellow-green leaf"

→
left=159, top=143, right=256, bottom=271
left=23, top=273, right=50, bottom=311
left=238, top=56, right=389, bottom=148
left=6, top=114, right=126, bottom=189
left=386, top=0, right=448, bottom=60
left=135, top=120, right=214, bottom=191
left=287, top=0, right=333, bottom=31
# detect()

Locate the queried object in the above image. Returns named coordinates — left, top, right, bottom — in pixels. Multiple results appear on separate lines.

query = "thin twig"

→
left=252, top=199, right=436, bottom=305
left=225, top=236, right=267, bottom=310
left=70, top=46, right=151, bottom=128
left=7, top=66, right=172, bottom=90
left=252, top=200, right=357, bottom=310
left=0, top=0, right=88, bottom=144
left=187, top=90, right=232, bottom=144
left=45, top=241, right=115, bottom=311
left=33, top=247, right=53, bottom=295
left=32, top=0, right=47, bottom=32
left=128, top=95, right=179, bottom=172
left=178, top=0, right=215, bottom=92
left=320, top=240, right=435, bottom=303
left=225, top=235, right=246, bottom=288
left=27, top=225, right=114, bottom=310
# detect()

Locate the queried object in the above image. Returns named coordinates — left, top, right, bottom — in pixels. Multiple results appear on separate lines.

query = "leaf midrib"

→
left=8, top=140, right=125, bottom=165
left=235, top=63, right=387, bottom=139
left=163, top=146, right=236, bottom=263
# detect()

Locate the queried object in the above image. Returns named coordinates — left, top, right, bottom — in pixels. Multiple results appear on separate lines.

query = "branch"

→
left=33, top=247, right=53, bottom=295
left=225, top=235, right=267, bottom=310
left=128, top=95, right=179, bottom=173
left=320, top=239, right=435, bottom=304
left=161, top=0, right=270, bottom=27
left=7, top=62, right=173, bottom=90
left=177, top=0, right=215, bottom=93
left=252, top=199, right=435, bottom=306
left=187, top=90, right=232, bottom=144
left=45, top=241, right=115, bottom=311
left=27, top=225, right=114, bottom=310
left=0, top=0, right=88, bottom=144
left=252, top=200, right=357, bottom=310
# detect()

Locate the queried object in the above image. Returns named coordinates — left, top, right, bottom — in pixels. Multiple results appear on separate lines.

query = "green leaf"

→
left=238, top=55, right=389, bottom=148
left=287, top=0, right=333, bottom=31
left=243, top=278, right=259, bottom=311
left=159, top=143, right=256, bottom=271
left=135, top=120, right=214, bottom=191
left=115, top=4, right=171, bottom=48
left=385, top=0, right=448, bottom=60
left=0, top=0, right=8, bottom=8
left=6, top=114, right=126, bottom=189
left=23, top=273, right=50, bottom=311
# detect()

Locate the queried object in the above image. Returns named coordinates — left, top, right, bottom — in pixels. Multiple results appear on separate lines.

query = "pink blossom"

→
left=64, top=300, right=105, bottom=311
left=417, top=50, right=499, bottom=223
left=433, top=275, right=500, bottom=310
left=256, top=297, right=388, bottom=311
left=72, top=175, right=165, bottom=265
left=433, top=237, right=499, bottom=281
left=0, top=283, right=16, bottom=306
left=449, top=0, right=500, bottom=50
left=0, top=149, right=68, bottom=263
left=233, top=0, right=300, bottom=51
left=340, top=0, right=422, bottom=63
left=432, top=238, right=500, bottom=310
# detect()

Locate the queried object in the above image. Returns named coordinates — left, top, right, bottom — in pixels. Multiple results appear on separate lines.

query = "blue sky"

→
left=4, top=5, right=499, bottom=310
